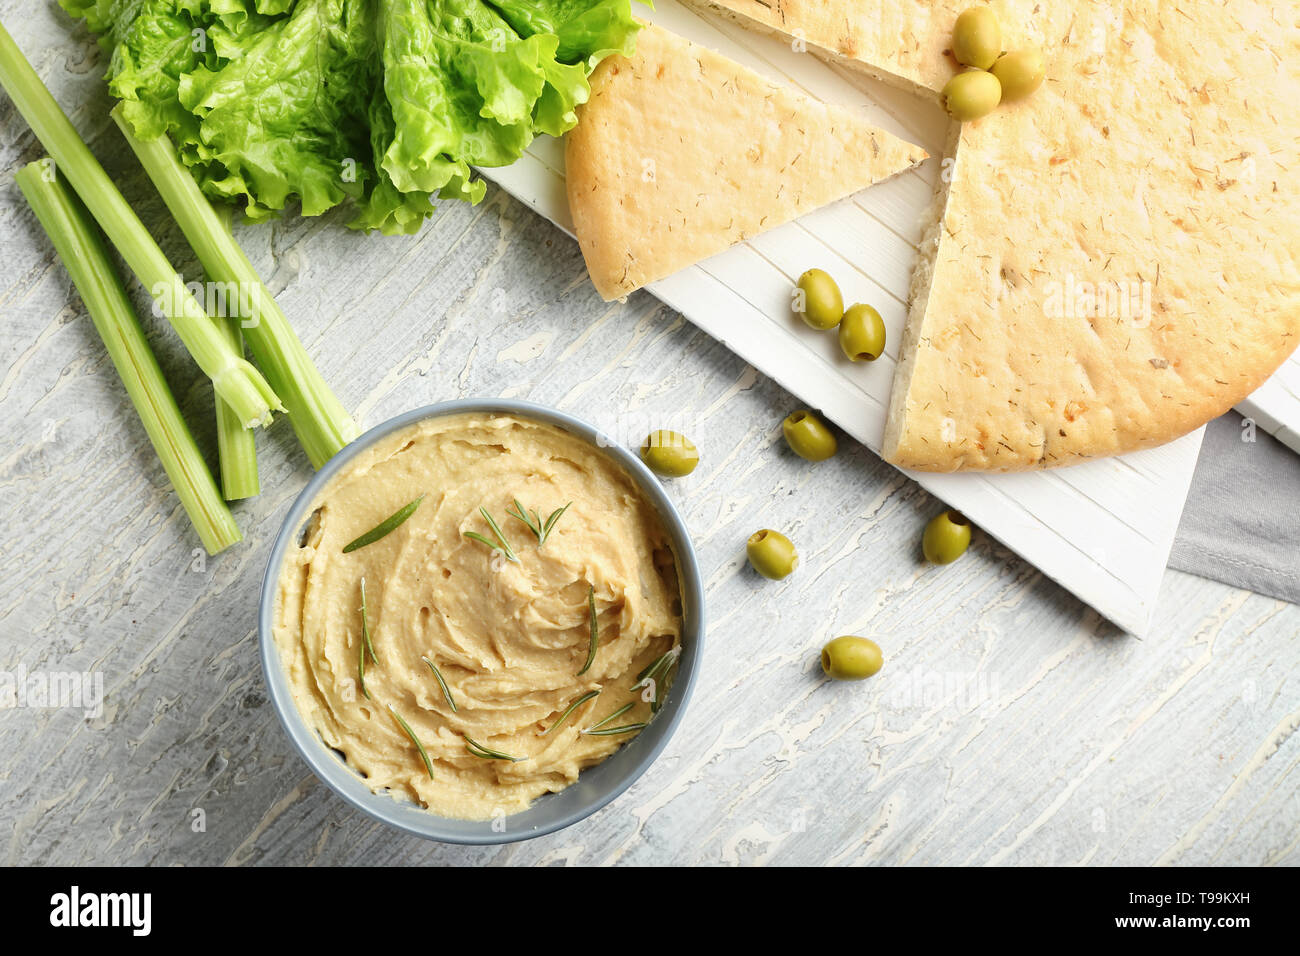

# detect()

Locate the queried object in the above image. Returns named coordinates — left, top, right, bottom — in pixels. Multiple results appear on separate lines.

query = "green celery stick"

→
left=0, top=21, right=280, bottom=428
left=214, top=314, right=259, bottom=500
left=112, top=105, right=358, bottom=468
left=16, top=162, right=241, bottom=554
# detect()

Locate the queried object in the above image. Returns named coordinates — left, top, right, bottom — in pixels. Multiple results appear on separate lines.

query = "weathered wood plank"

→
left=0, top=2, right=1295, bottom=867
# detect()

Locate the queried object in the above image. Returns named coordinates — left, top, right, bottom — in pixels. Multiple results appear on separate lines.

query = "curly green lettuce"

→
left=61, top=0, right=640, bottom=233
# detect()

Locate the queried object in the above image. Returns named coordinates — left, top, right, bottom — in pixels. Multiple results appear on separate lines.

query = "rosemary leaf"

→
left=634, top=647, right=679, bottom=686
left=463, top=531, right=503, bottom=554
left=421, top=656, right=458, bottom=713
left=540, top=502, right=572, bottom=542
left=464, top=507, right=519, bottom=562
left=389, top=706, right=434, bottom=780
left=583, top=722, right=648, bottom=737
left=506, top=499, right=542, bottom=540
left=543, top=690, right=599, bottom=735
left=463, top=734, right=524, bottom=762
left=479, top=507, right=518, bottom=562
left=358, top=635, right=371, bottom=700
left=357, top=578, right=376, bottom=700
left=578, top=585, right=599, bottom=675
left=360, top=577, right=377, bottom=664
left=343, top=495, right=424, bottom=553
left=634, top=646, right=680, bottom=713
left=584, top=702, right=634, bottom=733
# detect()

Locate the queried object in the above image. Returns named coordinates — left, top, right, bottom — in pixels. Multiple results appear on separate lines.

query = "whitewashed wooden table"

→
left=1, top=4, right=1297, bottom=866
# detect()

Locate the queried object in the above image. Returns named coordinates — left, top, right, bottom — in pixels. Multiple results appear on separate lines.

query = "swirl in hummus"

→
left=273, top=413, right=683, bottom=820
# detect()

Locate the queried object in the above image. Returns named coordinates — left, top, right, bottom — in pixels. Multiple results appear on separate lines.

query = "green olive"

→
left=794, top=268, right=844, bottom=330
left=782, top=410, right=838, bottom=461
left=640, top=430, right=699, bottom=477
left=747, top=529, right=798, bottom=580
left=820, top=636, right=884, bottom=681
left=922, top=510, right=972, bottom=564
left=991, top=47, right=1045, bottom=102
left=838, top=303, right=886, bottom=362
left=952, top=6, right=1002, bottom=70
left=942, top=69, right=1002, bottom=122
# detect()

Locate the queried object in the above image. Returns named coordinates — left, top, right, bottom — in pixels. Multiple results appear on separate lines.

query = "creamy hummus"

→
left=273, top=413, right=683, bottom=820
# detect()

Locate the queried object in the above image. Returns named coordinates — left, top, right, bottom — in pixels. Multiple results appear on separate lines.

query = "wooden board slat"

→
left=1239, top=354, right=1300, bottom=453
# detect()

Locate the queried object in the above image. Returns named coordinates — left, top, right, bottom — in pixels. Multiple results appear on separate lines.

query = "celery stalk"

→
left=208, top=201, right=259, bottom=499
left=214, top=315, right=260, bottom=499
left=16, top=163, right=241, bottom=554
left=112, top=106, right=359, bottom=468
left=0, top=21, right=281, bottom=428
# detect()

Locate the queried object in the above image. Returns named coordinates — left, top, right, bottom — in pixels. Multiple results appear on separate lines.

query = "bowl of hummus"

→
left=258, top=399, right=703, bottom=844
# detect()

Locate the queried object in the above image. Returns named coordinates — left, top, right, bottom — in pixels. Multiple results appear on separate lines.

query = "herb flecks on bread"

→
left=687, top=0, right=1300, bottom=471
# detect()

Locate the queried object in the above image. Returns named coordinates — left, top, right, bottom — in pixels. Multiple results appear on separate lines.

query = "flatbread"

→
left=686, top=1, right=1300, bottom=470
left=565, top=24, right=928, bottom=301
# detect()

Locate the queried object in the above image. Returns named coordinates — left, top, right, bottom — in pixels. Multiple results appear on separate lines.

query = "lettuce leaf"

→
left=60, top=0, right=641, bottom=233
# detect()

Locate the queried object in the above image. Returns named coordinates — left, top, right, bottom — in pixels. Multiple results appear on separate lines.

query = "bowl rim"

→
left=257, top=398, right=705, bottom=845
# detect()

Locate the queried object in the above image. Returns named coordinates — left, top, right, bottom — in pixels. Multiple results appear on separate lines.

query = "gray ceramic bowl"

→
left=258, top=399, right=704, bottom=844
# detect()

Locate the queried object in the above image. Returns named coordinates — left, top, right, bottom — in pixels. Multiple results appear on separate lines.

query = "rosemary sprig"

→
left=634, top=647, right=679, bottom=687
left=578, top=586, right=599, bottom=675
left=583, top=723, right=648, bottom=737
left=360, top=578, right=377, bottom=664
left=507, top=499, right=572, bottom=547
left=463, top=507, right=519, bottom=562
left=421, top=656, right=458, bottom=713
left=463, top=734, right=525, bottom=762
left=357, top=577, right=376, bottom=700
left=543, top=690, right=599, bottom=735
left=634, top=646, right=681, bottom=714
left=584, top=702, right=634, bottom=733
left=358, top=637, right=370, bottom=700
left=389, top=706, right=434, bottom=780
left=343, top=495, right=424, bottom=553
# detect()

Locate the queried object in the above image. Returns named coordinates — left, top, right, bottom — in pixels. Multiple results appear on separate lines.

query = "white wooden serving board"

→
left=480, top=0, right=1206, bottom=636
left=1239, top=355, right=1300, bottom=454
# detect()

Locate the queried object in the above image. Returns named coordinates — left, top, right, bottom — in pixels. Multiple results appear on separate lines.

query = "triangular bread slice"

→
left=565, top=24, right=928, bottom=301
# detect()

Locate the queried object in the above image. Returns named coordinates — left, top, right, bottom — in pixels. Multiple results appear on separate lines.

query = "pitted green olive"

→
left=991, top=47, right=1046, bottom=102
left=795, top=268, right=844, bottom=330
left=943, top=69, right=1002, bottom=122
left=922, top=510, right=972, bottom=564
left=952, top=6, right=1002, bottom=70
left=839, top=303, right=886, bottom=362
left=782, top=410, right=838, bottom=461
left=821, top=636, right=884, bottom=680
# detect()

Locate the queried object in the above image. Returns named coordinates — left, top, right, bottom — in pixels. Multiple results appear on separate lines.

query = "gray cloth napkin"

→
left=1169, top=412, right=1300, bottom=603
